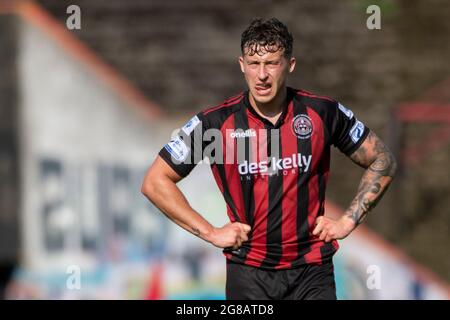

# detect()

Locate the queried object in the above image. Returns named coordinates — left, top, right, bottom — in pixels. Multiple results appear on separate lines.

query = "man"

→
left=141, top=18, right=397, bottom=300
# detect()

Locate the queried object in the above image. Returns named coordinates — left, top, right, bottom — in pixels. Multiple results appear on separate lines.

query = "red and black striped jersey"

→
left=159, top=87, right=370, bottom=270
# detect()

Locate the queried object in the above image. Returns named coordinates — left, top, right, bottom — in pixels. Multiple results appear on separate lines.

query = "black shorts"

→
left=226, top=259, right=337, bottom=300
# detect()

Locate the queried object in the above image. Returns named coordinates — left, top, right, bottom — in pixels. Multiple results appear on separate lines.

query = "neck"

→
left=249, top=87, right=288, bottom=118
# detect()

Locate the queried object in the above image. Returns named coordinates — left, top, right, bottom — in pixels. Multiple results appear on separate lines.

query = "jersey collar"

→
left=243, top=87, right=295, bottom=128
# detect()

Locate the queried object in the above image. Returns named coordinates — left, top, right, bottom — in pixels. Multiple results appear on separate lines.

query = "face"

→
left=239, top=45, right=296, bottom=106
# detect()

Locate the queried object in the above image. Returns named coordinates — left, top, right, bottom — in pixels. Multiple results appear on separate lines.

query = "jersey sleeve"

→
left=330, top=102, right=370, bottom=156
left=158, top=111, right=210, bottom=177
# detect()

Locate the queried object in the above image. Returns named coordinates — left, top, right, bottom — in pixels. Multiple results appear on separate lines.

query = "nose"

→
left=257, top=64, right=269, bottom=81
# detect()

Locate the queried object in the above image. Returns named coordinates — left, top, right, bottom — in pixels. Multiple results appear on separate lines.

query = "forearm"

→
left=142, top=177, right=215, bottom=242
left=345, top=151, right=397, bottom=227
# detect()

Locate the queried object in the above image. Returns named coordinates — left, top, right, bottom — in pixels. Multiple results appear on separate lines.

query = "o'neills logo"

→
left=230, top=129, right=256, bottom=138
left=238, top=153, right=312, bottom=175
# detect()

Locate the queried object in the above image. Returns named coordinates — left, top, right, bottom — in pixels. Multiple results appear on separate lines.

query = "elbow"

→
left=370, top=151, right=398, bottom=179
left=141, top=181, right=153, bottom=200
left=141, top=158, right=179, bottom=201
left=141, top=172, right=158, bottom=200
left=387, top=152, right=398, bottom=180
left=390, top=156, right=398, bottom=179
left=140, top=181, right=152, bottom=199
left=141, top=168, right=172, bottom=201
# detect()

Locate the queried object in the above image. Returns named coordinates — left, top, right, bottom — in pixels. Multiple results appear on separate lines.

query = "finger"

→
left=236, top=223, right=251, bottom=233
left=312, top=220, right=323, bottom=236
left=233, top=237, right=242, bottom=249
left=319, top=229, right=327, bottom=241
left=315, top=216, right=323, bottom=226
left=238, top=227, right=249, bottom=241
left=325, top=234, right=333, bottom=242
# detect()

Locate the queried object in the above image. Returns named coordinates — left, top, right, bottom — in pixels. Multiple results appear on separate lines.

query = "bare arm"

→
left=313, top=131, right=397, bottom=241
left=141, top=156, right=250, bottom=249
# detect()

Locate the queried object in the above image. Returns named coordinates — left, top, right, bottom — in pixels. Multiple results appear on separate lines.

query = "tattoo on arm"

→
left=346, top=132, right=397, bottom=226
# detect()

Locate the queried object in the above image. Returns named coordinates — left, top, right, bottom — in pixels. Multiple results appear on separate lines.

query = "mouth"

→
left=255, top=83, right=272, bottom=96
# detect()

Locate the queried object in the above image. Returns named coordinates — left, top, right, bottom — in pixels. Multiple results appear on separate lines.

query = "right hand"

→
left=208, top=222, right=251, bottom=250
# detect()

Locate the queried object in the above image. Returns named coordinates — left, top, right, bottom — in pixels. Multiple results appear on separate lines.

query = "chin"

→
left=255, top=97, right=273, bottom=105
left=251, top=91, right=275, bottom=104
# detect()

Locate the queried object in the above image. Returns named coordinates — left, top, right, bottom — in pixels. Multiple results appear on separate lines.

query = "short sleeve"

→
left=158, top=112, right=209, bottom=177
left=330, top=102, right=370, bottom=156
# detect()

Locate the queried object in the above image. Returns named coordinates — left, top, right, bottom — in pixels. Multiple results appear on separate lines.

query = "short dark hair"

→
left=240, top=18, right=293, bottom=57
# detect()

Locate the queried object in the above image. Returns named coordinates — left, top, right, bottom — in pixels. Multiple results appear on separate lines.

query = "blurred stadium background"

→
left=0, top=0, right=449, bottom=299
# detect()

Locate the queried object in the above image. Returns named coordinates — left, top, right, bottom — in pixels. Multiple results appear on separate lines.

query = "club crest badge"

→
left=292, top=114, right=313, bottom=139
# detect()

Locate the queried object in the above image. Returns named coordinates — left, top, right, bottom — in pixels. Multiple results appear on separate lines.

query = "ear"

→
left=238, top=56, right=245, bottom=73
left=288, top=57, right=296, bottom=73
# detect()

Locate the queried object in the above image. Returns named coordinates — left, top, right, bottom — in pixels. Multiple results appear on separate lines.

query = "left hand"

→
left=312, top=215, right=356, bottom=242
